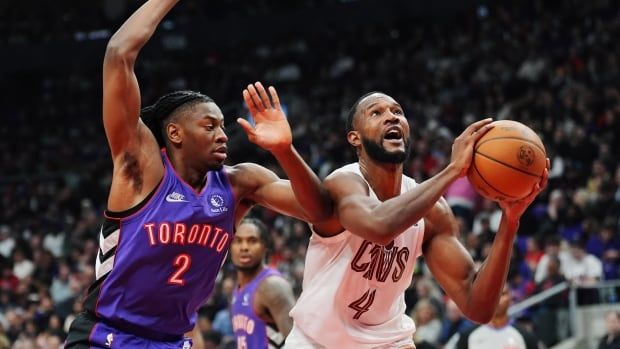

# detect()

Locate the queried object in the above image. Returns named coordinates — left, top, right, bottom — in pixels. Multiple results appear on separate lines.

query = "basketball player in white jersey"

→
left=285, top=92, right=549, bottom=349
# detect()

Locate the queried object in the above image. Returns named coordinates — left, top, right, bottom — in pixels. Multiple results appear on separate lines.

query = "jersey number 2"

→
left=348, top=289, right=376, bottom=319
left=168, top=254, right=191, bottom=286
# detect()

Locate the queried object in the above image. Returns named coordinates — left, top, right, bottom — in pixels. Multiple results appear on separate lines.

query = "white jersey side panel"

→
left=289, top=163, right=425, bottom=349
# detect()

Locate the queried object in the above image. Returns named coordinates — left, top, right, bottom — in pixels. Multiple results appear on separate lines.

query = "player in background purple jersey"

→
left=230, top=218, right=295, bottom=349
left=64, top=0, right=330, bottom=348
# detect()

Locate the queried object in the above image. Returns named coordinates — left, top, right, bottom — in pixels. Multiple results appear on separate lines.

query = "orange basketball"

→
left=467, top=120, right=546, bottom=202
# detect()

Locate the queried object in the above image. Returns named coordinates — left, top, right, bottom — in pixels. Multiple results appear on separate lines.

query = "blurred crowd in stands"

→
left=1, top=0, right=620, bottom=348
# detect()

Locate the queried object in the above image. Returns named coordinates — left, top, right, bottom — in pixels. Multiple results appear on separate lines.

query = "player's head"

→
left=142, top=91, right=228, bottom=170
left=230, top=218, right=271, bottom=272
left=346, top=92, right=411, bottom=164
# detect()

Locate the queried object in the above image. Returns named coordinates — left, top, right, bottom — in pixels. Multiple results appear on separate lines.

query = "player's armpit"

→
left=256, top=276, right=296, bottom=337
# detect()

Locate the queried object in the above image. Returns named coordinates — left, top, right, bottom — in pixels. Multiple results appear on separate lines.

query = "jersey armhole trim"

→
left=309, top=226, right=349, bottom=244
left=104, top=174, right=165, bottom=220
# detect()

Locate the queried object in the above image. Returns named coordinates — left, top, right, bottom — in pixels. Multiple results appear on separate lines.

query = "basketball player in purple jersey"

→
left=230, top=218, right=295, bottom=349
left=64, top=1, right=329, bottom=348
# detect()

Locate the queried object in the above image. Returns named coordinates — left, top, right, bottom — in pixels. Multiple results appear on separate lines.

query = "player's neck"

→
left=168, top=150, right=208, bottom=192
left=237, top=264, right=265, bottom=289
left=488, top=314, right=510, bottom=328
left=358, top=157, right=403, bottom=200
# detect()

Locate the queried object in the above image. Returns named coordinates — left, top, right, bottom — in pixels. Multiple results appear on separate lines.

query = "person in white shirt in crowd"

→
left=456, top=284, right=541, bottom=349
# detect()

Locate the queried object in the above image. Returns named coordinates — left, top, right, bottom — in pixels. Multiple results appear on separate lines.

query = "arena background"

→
left=1, top=0, right=619, bottom=348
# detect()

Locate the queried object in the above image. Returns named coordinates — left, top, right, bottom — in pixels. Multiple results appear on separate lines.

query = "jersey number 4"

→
left=348, top=289, right=376, bottom=319
left=168, top=254, right=191, bottom=286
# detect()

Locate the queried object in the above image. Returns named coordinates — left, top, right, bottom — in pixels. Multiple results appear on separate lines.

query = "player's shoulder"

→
left=255, top=273, right=294, bottom=305
left=324, top=163, right=365, bottom=184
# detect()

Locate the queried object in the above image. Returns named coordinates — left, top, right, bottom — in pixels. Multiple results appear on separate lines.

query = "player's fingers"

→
left=472, top=123, right=495, bottom=142
left=467, top=118, right=493, bottom=133
left=243, top=89, right=260, bottom=116
left=466, top=117, right=493, bottom=135
left=247, top=84, right=266, bottom=111
left=269, top=86, right=281, bottom=110
left=539, top=167, right=549, bottom=190
left=255, top=82, right=272, bottom=109
left=237, top=118, right=255, bottom=139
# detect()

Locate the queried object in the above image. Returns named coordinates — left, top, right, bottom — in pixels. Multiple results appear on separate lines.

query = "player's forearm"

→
left=369, top=164, right=460, bottom=242
left=271, top=145, right=332, bottom=222
left=464, top=214, right=518, bottom=323
left=106, top=0, right=180, bottom=59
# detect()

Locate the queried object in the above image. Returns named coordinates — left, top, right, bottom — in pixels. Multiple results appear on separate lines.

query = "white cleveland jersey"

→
left=289, top=163, right=425, bottom=349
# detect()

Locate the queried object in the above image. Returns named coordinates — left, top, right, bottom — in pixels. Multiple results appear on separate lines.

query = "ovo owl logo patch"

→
left=517, top=145, right=535, bottom=167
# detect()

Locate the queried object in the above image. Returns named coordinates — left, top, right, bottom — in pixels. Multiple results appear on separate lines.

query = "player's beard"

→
left=235, top=260, right=262, bottom=273
left=362, top=136, right=411, bottom=164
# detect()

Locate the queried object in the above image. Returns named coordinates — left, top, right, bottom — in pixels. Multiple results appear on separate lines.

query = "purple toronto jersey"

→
left=84, top=150, right=235, bottom=338
left=231, top=268, right=285, bottom=349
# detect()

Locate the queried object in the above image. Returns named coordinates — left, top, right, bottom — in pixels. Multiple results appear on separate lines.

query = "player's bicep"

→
left=422, top=201, right=477, bottom=309
left=102, top=46, right=143, bottom=157
left=240, top=164, right=308, bottom=221
left=325, top=174, right=383, bottom=240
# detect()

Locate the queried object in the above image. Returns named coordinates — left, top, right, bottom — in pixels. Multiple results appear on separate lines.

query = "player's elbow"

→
left=105, top=31, right=148, bottom=63
left=104, top=40, right=137, bottom=65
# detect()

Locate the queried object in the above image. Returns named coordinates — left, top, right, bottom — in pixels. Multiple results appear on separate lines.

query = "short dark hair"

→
left=239, top=218, right=272, bottom=253
left=141, top=90, right=214, bottom=148
left=346, top=91, right=386, bottom=132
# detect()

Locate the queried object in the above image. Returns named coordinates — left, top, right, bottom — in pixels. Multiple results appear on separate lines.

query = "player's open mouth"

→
left=383, top=127, right=403, bottom=141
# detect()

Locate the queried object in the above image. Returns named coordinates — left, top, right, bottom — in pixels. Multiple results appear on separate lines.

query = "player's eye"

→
left=370, top=110, right=380, bottom=117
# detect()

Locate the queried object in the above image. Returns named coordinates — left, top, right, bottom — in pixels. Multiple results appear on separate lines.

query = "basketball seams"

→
left=474, top=151, right=542, bottom=178
left=475, top=136, right=546, bottom=154
left=471, top=161, right=518, bottom=200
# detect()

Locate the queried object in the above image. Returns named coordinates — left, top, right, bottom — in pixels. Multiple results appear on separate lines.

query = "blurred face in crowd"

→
left=606, top=311, right=620, bottom=335
left=570, top=244, right=586, bottom=260
left=231, top=222, right=267, bottom=272
left=167, top=102, right=228, bottom=170
left=547, top=257, right=561, bottom=277
left=349, top=93, right=411, bottom=164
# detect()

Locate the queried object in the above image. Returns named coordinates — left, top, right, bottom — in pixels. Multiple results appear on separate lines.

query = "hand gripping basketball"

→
left=450, top=118, right=495, bottom=177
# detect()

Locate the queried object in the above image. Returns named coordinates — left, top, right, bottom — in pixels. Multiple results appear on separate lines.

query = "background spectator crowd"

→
left=1, top=0, right=619, bottom=347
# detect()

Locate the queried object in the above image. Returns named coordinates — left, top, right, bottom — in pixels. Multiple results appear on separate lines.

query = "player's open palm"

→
left=238, top=82, right=292, bottom=153
left=450, top=118, right=494, bottom=177
left=500, top=158, right=550, bottom=221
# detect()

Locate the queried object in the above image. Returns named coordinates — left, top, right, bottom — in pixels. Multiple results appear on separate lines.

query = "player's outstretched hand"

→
left=450, top=118, right=494, bottom=177
left=237, top=82, right=292, bottom=153
left=500, top=158, right=550, bottom=222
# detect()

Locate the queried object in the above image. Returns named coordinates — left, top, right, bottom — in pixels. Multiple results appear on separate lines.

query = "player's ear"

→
left=166, top=122, right=182, bottom=145
left=347, top=130, right=361, bottom=147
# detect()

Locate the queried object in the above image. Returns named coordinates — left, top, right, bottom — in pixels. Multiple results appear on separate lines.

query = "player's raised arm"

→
left=314, top=119, right=494, bottom=245
left=102, top=0, right=179, bottom=157
left=423, top=161, right=549, bottom=323
left=235, top=82, right=331, bottom=223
